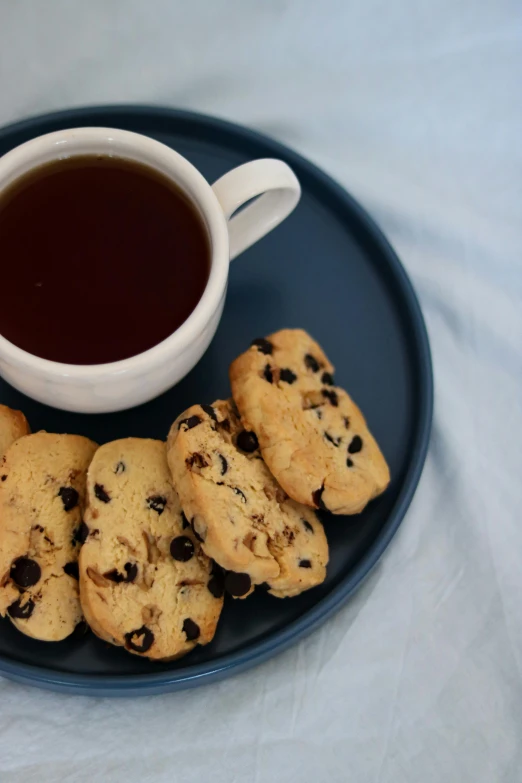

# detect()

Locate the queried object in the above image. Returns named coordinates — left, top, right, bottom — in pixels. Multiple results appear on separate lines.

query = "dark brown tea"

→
left=0, top=156, right=210, bottom=364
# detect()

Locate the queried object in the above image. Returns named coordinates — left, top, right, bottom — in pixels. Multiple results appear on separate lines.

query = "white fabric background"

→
left=0, top=2, right=521, bottom=781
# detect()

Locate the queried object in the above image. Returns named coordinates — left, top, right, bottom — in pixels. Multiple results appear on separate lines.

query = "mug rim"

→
left=0, top=127, right=230, bottom=379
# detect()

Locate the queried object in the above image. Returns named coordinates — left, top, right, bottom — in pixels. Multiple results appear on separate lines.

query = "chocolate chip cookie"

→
left=0, top=404, right=30, bottom=462
left=0, top=432, right=98, bottom=641
left=230, top=329, right=390, bottom=514
left=166, top=400, right=328, bottom=598
left=79, top=439, right=223, bottom=660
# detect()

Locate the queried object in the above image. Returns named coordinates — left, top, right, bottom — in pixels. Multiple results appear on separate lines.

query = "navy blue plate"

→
left=0, top=106, right=433, bottom=696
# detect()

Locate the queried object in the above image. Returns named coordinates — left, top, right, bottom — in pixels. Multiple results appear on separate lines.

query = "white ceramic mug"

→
left=0, top=128, right=300, bottom=413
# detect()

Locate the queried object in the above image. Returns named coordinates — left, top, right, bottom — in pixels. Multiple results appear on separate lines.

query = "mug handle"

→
left=211, top=159, right=301, bottom=261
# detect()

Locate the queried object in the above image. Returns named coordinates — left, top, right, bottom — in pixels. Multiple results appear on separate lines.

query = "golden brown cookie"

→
left=79, top=438, right=223, bottom=661
left=230, top=329, right=390, bottom=514
left=166, top=400, right=328, bottom=598
left=0, top=404, right=30, bottom=462
left=0, top=432, right=98, bottom=641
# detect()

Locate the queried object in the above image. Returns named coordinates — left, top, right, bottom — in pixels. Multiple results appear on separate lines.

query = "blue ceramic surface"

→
left=0, top=106, right=433, bottom=696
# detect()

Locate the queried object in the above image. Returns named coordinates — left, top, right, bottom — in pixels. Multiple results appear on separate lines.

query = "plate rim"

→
left=0, top=104, right=433, bottom=696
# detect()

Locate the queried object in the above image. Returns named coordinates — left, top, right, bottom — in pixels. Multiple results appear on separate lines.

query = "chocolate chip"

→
left=263, top=364, right=273, bottom=383
left=251, top=337, right=273, bottom=355
left=8, top=597, right=35, bottom=619
left=217, top=418, right=231, bottom=433
left=94, top=483, right=110, bottom=503
left=181, top=512, right=190, bottom=529
left=321, top=372, right=334, bottom=385
left=104, top=569, right=122, bottom=584
left=115, top=461, right=125, bottom=474
left=225, top=571, right=251, bottom=596
left=125, top=626, right=154, bottom=653
left=347, top=457, right=354, bottom=467
left=299, top=559, right=312, bottom=568
left=302, top=518, right=314, bottom=533
left=315, top=409, right=323, bottom=420
left=170, top=536, right=195, bottom=562
left=207, top=578, right=224, bottom=599
left=233, top=487, right=247, bottom=503
left=218, top=453, right=228, bottom=475
left=63, top=561, right=79, bottom=580
left=73, top=521, right=90, bottom=545
left=280, top=368, right=297, bottom=384
left=146, top=495, right=167, bottom=514
left=186, top=453, right=209, bottom=470
left=178, top=415, right=202, bottom=431
left=1, top=474, right=7, bottom=481
left=343, top=416, right=350, bottom=429
left=201, top=404, right=218, bottom=422
left=57, top=486, right=79, bottom=511
left=104, top=562, right=138, bottom=583
left=348, top=435, right=363, bottom=453
left=305, top=354, right=320, bottom=372
left=123, top=563, right=138, bottom=582
left=275, top=486, right=287, bottom=504
left=236, top=430, right=259, bottom=453
left=182, top=618, right=200, bottom=641
left=321, top=388, right=338, bottom=406
left=312, top=485, right=328, bottom=511
left=324, top=432, right=341, bottom=447
left=207, top=562, right=225, bottom=598
left=212, top=560, right=224, bottom=576
left=10, top=557, right=41, bottom=588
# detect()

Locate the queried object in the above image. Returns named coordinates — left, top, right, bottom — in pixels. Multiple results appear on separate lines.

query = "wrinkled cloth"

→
left=0, top=2, right=521, bottom=781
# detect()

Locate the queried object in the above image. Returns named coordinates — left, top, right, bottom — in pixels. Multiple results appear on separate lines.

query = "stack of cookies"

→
left=0, top=329, right=389, bottom=661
